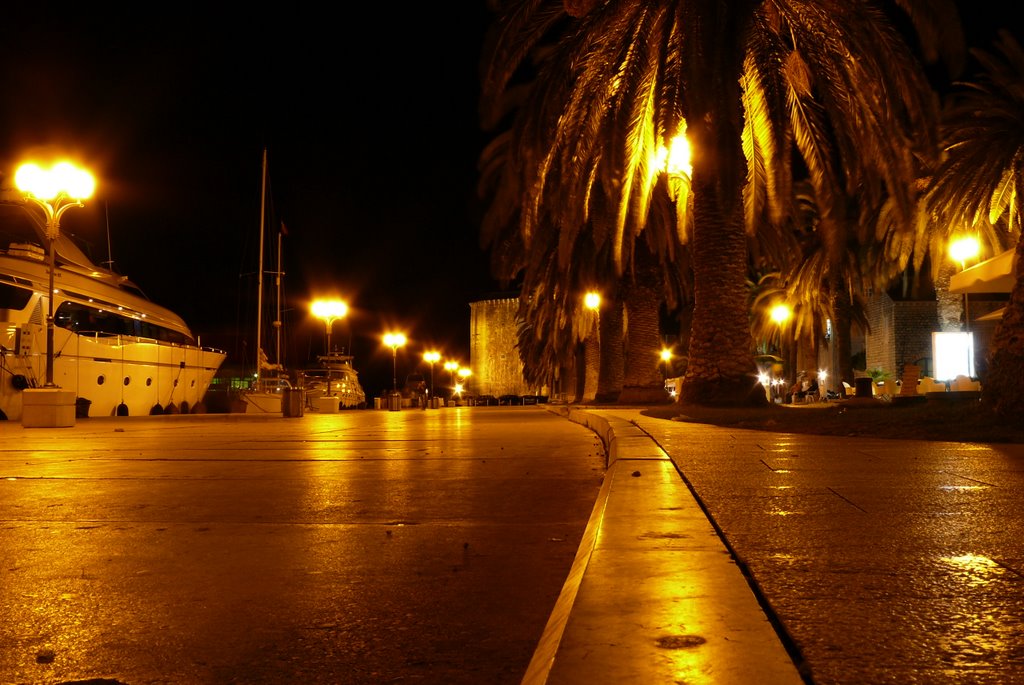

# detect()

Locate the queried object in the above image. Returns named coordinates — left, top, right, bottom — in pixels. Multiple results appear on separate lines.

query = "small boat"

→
left=238, top=148, right=295, bottom=414
left=300, top=351, right=366, bottom=411
left=0, top=197, right=226, bottom=419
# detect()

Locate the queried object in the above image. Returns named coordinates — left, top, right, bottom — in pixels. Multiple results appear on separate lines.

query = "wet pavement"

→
left=3, top=405, right=1023, bottom=684
left=0, top=409, right=606, bottom=685
left=607, top=408, right=1024, bottom=685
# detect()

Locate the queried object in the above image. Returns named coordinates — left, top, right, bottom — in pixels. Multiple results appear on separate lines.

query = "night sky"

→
left=0, top=5, right=1018, bottom=399
left=0, top=7, right=505, bottom=399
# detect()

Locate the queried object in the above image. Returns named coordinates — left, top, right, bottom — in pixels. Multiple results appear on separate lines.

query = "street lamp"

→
left=949, top=235, right=981, bottom=331
left=659, top=130, right=693, bottom=231
left=383, top=333, right=406, bottom=394
left=769, top=303, right=792, bottom=402
left=311, top=298, right=347, bottom=356
left=423, top=351, right=440, bottom=399
left=948, top=234, right=981, bottom=379
left=455, top=367, right=472, bottom=402
left=15, top=161, right=95, bottom=387
left=660, top=347, right=673, bottom=378
left=444, top=360, right=459, bottom=398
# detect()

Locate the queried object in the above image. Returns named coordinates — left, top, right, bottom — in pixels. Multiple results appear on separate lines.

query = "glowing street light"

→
left=949, top=235, right=981, bottom=271
left=423, top=351, right=440, bottom=399
left=311, top=298, right=348, bottom=356
left=15, top=160, right=95, bottom=387
left=658, top=129, right=693, bottom=232
left=769, top=303, right=792, bottom=326
left=948, top=234, right=981, bottom=376
left=660, top=347, right=673, bottom=379
left=768, top=303, right=792, bottom=403
left=383, top=333, right=407, bottom=394
left=454, top=367, right=472, bottom=401
left=444, top=360, right=459, bottom=398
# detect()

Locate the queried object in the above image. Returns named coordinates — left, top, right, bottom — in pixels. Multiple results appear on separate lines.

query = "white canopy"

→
left=949, top=248, right=1018, bottom=294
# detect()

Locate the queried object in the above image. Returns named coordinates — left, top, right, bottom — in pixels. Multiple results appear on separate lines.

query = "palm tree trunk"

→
left=618, top=245, right=669, bottom=404
left=679, top=174, right=764, bottom=406
left=678, top=1, right=763, bottom=407
left=935, top=259, right=962, bottom=332
left=595, top=290, right=624, bottom=402
left=583, top=321, right=599, bottom=401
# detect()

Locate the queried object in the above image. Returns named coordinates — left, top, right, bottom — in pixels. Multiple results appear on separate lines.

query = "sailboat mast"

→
left=274, top=228, right=283, bottom=371
left=255, top=148, right=267, bottom=383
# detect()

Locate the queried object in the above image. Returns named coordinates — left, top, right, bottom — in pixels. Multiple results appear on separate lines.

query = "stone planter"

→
left=21, top=388, right=77, bottom=428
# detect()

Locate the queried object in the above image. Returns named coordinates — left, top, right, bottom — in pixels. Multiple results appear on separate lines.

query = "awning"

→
left=949, top=248, right=1017, bottom=294
left=976, top=307, right=1006, bottom=322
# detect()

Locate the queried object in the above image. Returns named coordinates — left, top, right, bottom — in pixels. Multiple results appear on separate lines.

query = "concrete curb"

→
left=524, top=407, right=805, bottom=684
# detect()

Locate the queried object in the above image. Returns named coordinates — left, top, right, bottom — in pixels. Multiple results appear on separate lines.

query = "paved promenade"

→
left=554, top=406, right=1024, bottom=685
left=0, top=409, right=605, bottom=685
left=2, top=405, right=1023, bottom=684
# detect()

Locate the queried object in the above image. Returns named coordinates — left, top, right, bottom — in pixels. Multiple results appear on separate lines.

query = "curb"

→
left=524, top=407, right=805, bottom=684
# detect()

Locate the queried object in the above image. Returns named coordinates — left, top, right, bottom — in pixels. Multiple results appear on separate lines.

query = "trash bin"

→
left=854, top=377, right=875, bottom=399
left=388, top=392, right=402, bottom=411
left=282, top=388, right=305, bottom=417
left=373, top=397, right=382, bottom=410
left=75, top=397, right=92, bottom=419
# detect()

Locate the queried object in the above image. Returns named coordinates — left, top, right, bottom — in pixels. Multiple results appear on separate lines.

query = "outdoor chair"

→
left=951, top=375, right=981, bottom=392
left=919, top=377, right=946, bottom=394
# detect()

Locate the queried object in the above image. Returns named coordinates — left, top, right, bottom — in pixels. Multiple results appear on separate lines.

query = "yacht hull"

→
left=0, top=238, right=226, bottom=420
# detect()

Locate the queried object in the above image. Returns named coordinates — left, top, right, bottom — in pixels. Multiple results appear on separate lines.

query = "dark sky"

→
left=0, top=8, right=506, bottom=399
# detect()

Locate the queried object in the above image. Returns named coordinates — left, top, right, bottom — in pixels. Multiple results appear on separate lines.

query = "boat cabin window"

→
left=55, top=301, right=193, bottom=345
left=0, top=281, right=33, bottom=311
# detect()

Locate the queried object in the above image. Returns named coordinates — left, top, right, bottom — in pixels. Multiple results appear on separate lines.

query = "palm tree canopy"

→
left=480, top=0, right=963, bottom=405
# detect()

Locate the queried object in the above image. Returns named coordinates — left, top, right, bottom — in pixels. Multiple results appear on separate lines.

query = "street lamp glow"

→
left=16, top=161, right=95, bottom=204
left=662, top=132, right=692, bottom=178
left=311, top=298, right=348, bottom=356
left=423, top=351, right=440, bottom=399
left=15, top=159, right=95, bottom=387
left=949, top=235, right=981, bottom=270
left=384, top=333, right=407, bottom=394
left=770, top=303, right=792, bottom=325
left=660, top=348, right=673, bottom=363
left=584, top=291, right=601, bottom=310
left=444, top=360, right=459, bottom=399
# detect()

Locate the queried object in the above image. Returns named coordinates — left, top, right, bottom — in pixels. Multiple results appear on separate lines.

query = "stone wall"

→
left=469, top=297, right=531, bottom=396
left=865, top=293, right=938, bottom=380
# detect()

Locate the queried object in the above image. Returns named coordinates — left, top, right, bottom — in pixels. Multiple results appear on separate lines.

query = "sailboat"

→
left=239, top=148, right=295, bottom=414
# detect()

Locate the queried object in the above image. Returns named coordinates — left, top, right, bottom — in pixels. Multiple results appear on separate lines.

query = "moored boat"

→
left=300, top=352, right=366, bottom=410
left=237, top=148, right=295, bottom=414
left=0, top=204, right=226, bottom=420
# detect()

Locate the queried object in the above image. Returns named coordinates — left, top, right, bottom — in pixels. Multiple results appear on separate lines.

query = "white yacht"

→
left=0, top=203, right=226, bottom=420
left=300, top=352, right=366, bottom=410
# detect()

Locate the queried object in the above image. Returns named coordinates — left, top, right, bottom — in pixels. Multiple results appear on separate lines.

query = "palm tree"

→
left=925, top=30, right=1024, bottom=422
left=480, top=0, right=963, bottom=408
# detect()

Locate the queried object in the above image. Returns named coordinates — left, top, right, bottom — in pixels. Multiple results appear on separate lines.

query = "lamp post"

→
left=311, top=299, right=348, bottom=356
left=383, top=333, right=406, bottom=394
left=660, top=347, right=673, bottom=379
left=15, top=161, right=95, bottom=387
left=949, top=235, right=981, bottom=332
left=444, top=360, right=459, bottom=399
left=769, top=303, right=792, bottom=402
left=456, top=367, right=472, bottom=403
left=423, top=351, right=440, bottom=401
left=949, top=235, right=981, bottom=377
